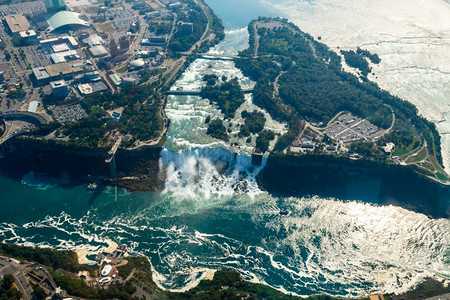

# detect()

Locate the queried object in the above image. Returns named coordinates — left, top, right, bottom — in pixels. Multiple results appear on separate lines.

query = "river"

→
left=0, top=0, right=449, bottom=297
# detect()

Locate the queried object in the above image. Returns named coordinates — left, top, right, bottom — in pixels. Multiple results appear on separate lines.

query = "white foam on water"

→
left=21, top=172, right=68, bottom=190
left=160, top=147, right=267, bottom=200
left=260, top=196, right=450, bottom=296
left=165, top=27, right=286, bottom=153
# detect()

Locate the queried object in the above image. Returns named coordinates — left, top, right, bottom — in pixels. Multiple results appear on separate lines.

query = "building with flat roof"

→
left=89, top=45, right=108, bottom=57
left=40, top=36, right=79, bottom=48
left=52, top=43, right=70, bottom=52
left=4, top=14, right=30, bottom=33
left=47, top=11, right=89, bottom=33
left=45, top=60, right=86, bottom=78
left=78, top=83, right=93, bottom=95
left=32, top=67, right=50, bottom=84
left=84, top=34, right=104, bottom=47
left=50, top=50, right=78, bottom=63
left=141, top=36, right=166, bottom=46
left=19, top=30, right=36, bottom=38
left=19, top=30, right=38, bottom=44
left=50, top=80, right=69, bottom=98
left=32, top=60, right=87, bottom=83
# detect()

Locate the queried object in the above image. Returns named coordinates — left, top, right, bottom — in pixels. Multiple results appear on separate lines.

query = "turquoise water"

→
left=0, top=1, right=449, bottom=297
left=1, top=169, right=449, bottom=296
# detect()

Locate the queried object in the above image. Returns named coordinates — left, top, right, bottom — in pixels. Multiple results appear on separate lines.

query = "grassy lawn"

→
left=395, top=136, right=420, bottom=157
left=436, top=172, right=448, bottom=181
left=405, top=147, right=427, bottom=164
left=421, top=161, right=435, bottom=171
left=414, top=166, right=435, bottom=177
left=99, top=22, right=115, bottom=33
left=85, top=6, right=100, bottom=14
left=393, top=147, right=409, bottom=156
left=116, top=66, right=128, bottom=73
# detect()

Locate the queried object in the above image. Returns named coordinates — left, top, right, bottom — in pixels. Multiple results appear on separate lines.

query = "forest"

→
left=341, top=49, right=371, bottom=77
left=168, top=0, right=208, bottom=53
left=206, top=118, right=229, bottom=141
left=236, top=18, right=443, bottom=166
left=200, top=78, right=245, bottom=119
left=59, top=84, right=163, bottom=148
left=239, top=110, right=266, bottom=137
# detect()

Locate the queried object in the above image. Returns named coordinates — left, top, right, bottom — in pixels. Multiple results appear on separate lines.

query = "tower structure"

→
left=45, top=0, right=66, bottom=12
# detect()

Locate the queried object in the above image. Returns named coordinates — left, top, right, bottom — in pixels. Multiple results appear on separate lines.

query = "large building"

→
left=32, top=67, right=50, bottom=84
left=50, top=80, right=69, bottom=98
left=4, top=14, right=30, bottom=33
left=32, top=60, right=87, bottom=84
left=45, top=0, right=66, bottom=12
left=40, top=36, right=79, bottom=49
left=89, top=45, right=108, bottom=57
left=47, top=11, right=89, bottom=33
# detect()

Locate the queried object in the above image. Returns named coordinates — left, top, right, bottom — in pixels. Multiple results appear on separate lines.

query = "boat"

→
left=279, top=210, right=289, bottom=216
left=87, top=183, right=97, bottom=190
left=223, top=252, right=229, bottom=258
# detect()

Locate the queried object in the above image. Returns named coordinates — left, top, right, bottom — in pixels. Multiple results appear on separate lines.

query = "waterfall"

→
left=160, top=147, right=267, bottom=198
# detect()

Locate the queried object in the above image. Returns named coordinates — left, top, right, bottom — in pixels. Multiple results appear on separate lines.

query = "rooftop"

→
left=32, top=67, right=50, bottom=81
left=52, top=43, right=70, bottom=52
left=84, top=34, right=104, bottom=47
left=50, top=80, right=68, bottom=89
left=19, top=30, right=36, bottom=38
left=41, top=36, right=79, bottom=48
left=89, top=45, right=108, bottom=57
left=4, top=14, right=30, bottom=33
left=27, top=101, right=39, bottom=113
left=109, top=74, right=122, bottom=86
left=47, top=11, right=89, bottom=32
left=45, top=60, right=85, bottom=78
left=78, top=83, right=93, bottom=95
left=50, top=50, right=78, bottom=64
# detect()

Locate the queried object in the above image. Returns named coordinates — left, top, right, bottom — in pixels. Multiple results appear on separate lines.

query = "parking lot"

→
left=52, top=104, right=87, bottom=123
left=325, top=113, right=381, bottom=143
left=0, top=1, right=45, bottom=16
left=24, top=46, right=51, bottom=69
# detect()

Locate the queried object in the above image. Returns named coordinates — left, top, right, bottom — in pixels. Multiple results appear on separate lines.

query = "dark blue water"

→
left=0, top=0, right=449, bottom=297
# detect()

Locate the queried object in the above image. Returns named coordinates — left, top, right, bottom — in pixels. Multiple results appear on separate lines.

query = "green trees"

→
left=235, top=19, right=443, bottom=164
left=0, top=274, right=21, bottom=300
left=65, top=84, right=163, bottom=147
left=341, top=50, right=371, bottom=76
left=31, top=283, right=46, bottom=300
left=239, top=110, right=266, bottom=137
left=200, top=78, right=245, bottom=119
left=255, top=130, right=275, bottom=153
left=168, top=1, right=208, bottom=53
left=202, top=74, right=218, bottom=86
left=357, top=47, right=381, bottom=64
left=206, top=119, right=229, bottom=141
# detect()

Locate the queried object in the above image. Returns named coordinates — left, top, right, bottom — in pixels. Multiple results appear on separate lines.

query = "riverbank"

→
left=1, top=242, right=448, bottom=299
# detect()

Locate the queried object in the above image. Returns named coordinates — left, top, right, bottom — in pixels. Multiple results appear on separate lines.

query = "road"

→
left=0, top=260, right=33, bottom=300
left=253, top=21, right=260, bottom=58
